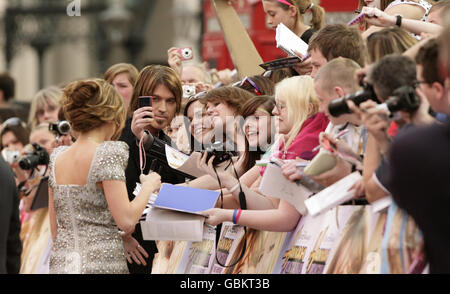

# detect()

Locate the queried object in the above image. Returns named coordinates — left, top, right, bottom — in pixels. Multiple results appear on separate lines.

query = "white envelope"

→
left=304, top=172, right=362, bottom=217
left=140, top=206, right=205, bottom=242
left=259, top=163, right=313, bottom=215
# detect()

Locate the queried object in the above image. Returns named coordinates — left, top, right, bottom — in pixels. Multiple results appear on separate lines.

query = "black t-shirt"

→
left=388, top=122, right=450, bottom=273
left=119, top=117, right=186, bottom=274
left=120, top=117, right=185, bottom=201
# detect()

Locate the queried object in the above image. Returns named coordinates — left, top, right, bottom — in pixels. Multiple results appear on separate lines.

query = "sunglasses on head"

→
left=239, top=76, right=262, bottom=96
left=1, top=117, right=26, bottom=128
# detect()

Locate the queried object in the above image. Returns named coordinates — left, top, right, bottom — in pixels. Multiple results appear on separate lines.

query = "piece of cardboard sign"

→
left=211, top=0, right=265, bottom=78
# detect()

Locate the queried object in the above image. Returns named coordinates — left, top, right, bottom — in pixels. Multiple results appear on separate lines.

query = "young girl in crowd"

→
left=48, top=79, right=161, bottom=274
left=199, top=76, right=328, bottom=232
left=104, top=63, right=139, bottom=112
left=262, top=0, right=326, bottom=75
left=181, top=87, right=266, bottom=190
left=182, top=94, right=214, bottom=154
left=262, top=0, right=325, bottom=43
left=201, top=86, right=254, bottom=159
left=28, top=86, right=63, bottom=129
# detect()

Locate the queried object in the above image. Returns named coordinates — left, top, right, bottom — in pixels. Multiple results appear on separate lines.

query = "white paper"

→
left=304, top=172, right=362, bottom=217
left=259, top=163, right=313, bottom=215
left=165, top=146, right=207, bottom=178
left=140, top=207, right=205, bottom=242
left=371, top=196, right=393, bottom=213
left=276, top=23, right=309, bottom=57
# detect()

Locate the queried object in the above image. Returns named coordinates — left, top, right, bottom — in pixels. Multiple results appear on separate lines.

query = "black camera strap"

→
left=212, top=159, right=247, bottom=268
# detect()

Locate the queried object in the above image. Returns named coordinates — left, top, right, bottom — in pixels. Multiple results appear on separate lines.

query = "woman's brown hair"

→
left=200, top=86, right=254, bottom=114
left=367, top=27, right=418, bottom=64
left=62, top=79, right=126, bottom=140
left=239, top=95, right=276, bottom=172
left=128, top=65, right=182, bottom=117
left=0, top=118, right=30, bottom=149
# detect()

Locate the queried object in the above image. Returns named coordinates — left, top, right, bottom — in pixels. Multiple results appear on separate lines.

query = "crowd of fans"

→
left=1, top=0, right=450, bottom=274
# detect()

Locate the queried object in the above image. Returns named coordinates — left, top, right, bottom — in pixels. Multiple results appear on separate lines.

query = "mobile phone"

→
left=138, top=96, right=153, bottom=108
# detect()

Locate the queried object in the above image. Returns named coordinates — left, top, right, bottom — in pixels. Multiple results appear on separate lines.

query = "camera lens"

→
left=58, top=121, right=71, bottom=134
left=19, top=154, right=41, bottom=170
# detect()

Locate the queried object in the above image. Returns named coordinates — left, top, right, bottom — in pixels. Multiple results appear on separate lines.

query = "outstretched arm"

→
left=202, top=199, right=301, bottom=232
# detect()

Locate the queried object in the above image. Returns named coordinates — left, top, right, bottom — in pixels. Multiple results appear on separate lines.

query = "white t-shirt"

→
left=385, top=0, right=433, bottom=22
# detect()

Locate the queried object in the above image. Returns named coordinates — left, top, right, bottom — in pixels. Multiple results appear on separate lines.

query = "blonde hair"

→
left=275, top=75, right=319, bottom=148
left=326, top=207, right=368, bottom=274
left=28, top=86, right=63, bottom=129
left=104, top=63, right=139, bottom=86
left=62, top=79, right=126, bottom=141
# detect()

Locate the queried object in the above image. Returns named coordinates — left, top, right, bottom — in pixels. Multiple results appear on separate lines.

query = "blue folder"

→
left=153, top=184, right=220, bottom=215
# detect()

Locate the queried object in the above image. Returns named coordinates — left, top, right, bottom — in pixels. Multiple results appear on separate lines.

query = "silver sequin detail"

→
left=48, top=141, right=130, bottom=274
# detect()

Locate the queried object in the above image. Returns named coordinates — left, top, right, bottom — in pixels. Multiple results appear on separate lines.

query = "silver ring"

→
left=137, top=245, right=141, bottom=248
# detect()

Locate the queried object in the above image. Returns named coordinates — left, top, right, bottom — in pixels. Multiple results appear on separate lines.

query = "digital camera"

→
left=203, top=141, right=233, bottom=166
left=178, top=47, right=193, bottom=61
left=19, top=143, right=49, bottom=170
left=49, top=120, right=71, bottom=137
left=182, top=85, right=196, bottom=98
left=1, top=149, right=21, bottom=164
left=377, top=85, right=420, bottom=114
left=328, top=82, right=379, bottom=117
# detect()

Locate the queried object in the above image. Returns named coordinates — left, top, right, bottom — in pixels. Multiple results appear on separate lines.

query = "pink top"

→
left=260, top=112, right=329, bottom=176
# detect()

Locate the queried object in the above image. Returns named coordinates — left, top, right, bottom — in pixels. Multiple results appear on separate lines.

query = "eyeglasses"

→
left=414, top=80, right=428, bottom=86
left=239, top=76, right=262, bottom=96
left=274, top=102, right=286, bottom=111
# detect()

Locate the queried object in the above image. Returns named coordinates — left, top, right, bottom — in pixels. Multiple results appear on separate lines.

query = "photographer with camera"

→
left=346, top=54, right=436, bottom=203
left=387, top=22, right=450, bottom=273
left=0, top=117, right=31, bottom=188
left=19, top=123, right=54, bottom=213
left=18, top=123, right=55, bottom=273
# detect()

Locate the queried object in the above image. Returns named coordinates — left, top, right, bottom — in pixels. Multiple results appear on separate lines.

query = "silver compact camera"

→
left=2, top=149, right=21, bottom=164
left=182, top=84, right=196, bottom=98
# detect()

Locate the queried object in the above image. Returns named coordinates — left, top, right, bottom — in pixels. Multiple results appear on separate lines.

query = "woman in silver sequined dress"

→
left=48, top=79, right=161, bottom=274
